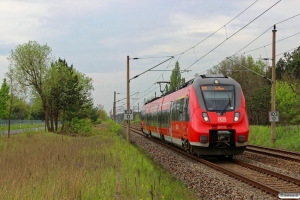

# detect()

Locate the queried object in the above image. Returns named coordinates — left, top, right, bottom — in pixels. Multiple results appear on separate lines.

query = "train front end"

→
left=188, top=74, right=249, bottom=156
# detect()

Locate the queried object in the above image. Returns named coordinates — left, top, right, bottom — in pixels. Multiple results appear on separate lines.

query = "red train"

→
left=140, top=74, right=249, bottom=156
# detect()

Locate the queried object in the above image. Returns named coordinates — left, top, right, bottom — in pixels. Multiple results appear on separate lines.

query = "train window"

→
left=184, top=98, right=190, bottom=121
left=200, top=85, right=235, bottom=111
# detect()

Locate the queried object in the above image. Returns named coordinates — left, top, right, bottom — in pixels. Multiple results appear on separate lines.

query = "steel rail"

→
left=128, top=126, right=280, bottom=196
left=246, top=147, right=300, bottom=163
left=247, top=144, right=300, bottom=157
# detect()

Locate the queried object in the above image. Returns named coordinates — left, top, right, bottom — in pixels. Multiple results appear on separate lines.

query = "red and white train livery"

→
left=140, top=74, right=249, bottom=156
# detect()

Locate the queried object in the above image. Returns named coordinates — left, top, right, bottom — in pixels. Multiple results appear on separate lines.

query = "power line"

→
left=129, top=0, right=261, bottom=105
left=131, top=56, right=174, bottom=60
left=173, top=0, right=259, bottom=57
left=235, top=31, right=300, bottom=55
left=253, top=46, right=299, bottom=59
left=130, top=57, right=174, bottom=81
left=183, top=0, right=281, bottom=71
left=234, top=13, right=300, bottom=55
left=127, top=0, right=283, bottom=108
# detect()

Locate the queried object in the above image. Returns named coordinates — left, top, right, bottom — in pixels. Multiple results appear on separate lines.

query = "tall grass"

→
left=0, top=122, right=198, bottom=199
left=249, top=125, right=300, bottom=151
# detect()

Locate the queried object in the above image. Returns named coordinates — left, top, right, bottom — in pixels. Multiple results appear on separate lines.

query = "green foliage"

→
left=48, top=58, right=95, bottom=123
left=247, top=85, right=271, bottom=125
left=131, top=113, right=140, bottom=124
left=168, top=61, right=182, bottom=92
left=0, top=79, right=10, bottom=119
left=276, top=81, right=300, bottom=124
left=64, top=118, right=93, bottom=136
left=98, top=109, right=109, bottom=122
left=276, top=46, right=300, bottom=80
left=10, top=98, right=30, bottom=120
left=29, top=97, right=44, bottom=120
left=95, top=118, right=102, bottom=124
left=209, top=55, right=270, bottom=125
left=108, top=119, right=122, bottom=133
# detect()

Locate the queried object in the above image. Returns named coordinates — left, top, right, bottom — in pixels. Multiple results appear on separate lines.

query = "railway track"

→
left=246, top=144, right=300, bottom=163
left=128, top=125, right=300, bottom=197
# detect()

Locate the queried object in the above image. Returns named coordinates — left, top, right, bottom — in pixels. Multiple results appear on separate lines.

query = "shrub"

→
left=108, top=119, right=122, bottom=133
left=64, top=118, right=93, bottom=136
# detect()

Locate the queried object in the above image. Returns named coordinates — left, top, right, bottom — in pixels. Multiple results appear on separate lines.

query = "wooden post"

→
left=127, top=56, right=130, bottom=142
left=113, top=91, right=116, bottom=121
left=271, top=25, right=277, bottom=144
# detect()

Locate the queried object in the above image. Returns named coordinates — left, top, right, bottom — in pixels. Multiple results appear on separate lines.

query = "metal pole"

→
left=113, top=91, right=116, bottom=121
left=271, top=25, right=277, bottom=144
left=127, top=56, right=130, bottom=142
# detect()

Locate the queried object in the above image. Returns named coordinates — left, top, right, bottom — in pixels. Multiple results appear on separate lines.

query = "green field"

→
left=249, top=125, right=300, bottom=152
left=0, top=122, right=198, bottom=200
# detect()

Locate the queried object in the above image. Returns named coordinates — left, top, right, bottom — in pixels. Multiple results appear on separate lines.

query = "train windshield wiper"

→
left=221, top=96, right=231, bottom=115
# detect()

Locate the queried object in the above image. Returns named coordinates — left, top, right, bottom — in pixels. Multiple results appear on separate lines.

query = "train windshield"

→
left=200, top=85, right=235, bottom=111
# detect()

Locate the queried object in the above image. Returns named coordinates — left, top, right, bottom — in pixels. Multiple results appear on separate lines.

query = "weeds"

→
left=0, top=122, right=198, bottom=199
left=249, top=125, right=300, bottom=151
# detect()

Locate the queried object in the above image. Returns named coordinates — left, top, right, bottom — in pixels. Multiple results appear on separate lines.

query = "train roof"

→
left=143, top=74, right=238, bottom=105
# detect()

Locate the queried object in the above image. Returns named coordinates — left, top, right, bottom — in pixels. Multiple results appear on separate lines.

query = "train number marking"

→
left=218, top=117, right=226, bottom=122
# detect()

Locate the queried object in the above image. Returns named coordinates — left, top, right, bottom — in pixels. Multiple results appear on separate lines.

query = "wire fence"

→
left=0, top=120, right=44, bottom=126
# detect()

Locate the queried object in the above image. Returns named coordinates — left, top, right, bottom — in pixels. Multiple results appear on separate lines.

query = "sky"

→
left=0, top=0, right=300, bottom=115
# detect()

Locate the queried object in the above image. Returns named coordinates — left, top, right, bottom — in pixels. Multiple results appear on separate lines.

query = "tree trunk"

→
left=49, top=104, right=54, bottom=132
left=54, top=110, right=59, bottom=132
left=7, top=97, right=12, bottom=138
left=61, top=110, right=66, bottom=132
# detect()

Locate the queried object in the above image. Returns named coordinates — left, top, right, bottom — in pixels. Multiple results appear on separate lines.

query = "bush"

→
left=108, top=119, right=122, bottom=133
left=94, top=118, right=102, bottom=125
left=130, top=113, right=140, bottom=124
left=64, top=118, right=93, bottom=136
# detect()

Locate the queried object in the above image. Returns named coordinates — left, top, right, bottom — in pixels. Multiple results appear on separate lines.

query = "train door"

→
left=169, top=101, right=174, bottom=143
left=183, top=97, right=189, bottom=138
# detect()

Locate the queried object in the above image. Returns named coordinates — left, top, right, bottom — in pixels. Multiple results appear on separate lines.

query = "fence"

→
left=0, top=120, right=44, bottom=126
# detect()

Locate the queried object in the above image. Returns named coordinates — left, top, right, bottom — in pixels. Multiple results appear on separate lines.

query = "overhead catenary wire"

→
left=235, top=31, right=300, bottom=55
left=129, top=0, right=261, bottom=105
left=127, top=0, right=296, bottom=109
left=183, top=0, right=282, bottom=71
left=227, top=57, right=272, bottom=82
left=186, top=14, right=300, bottom=80
left=253, top=46, right=300, bottom=60
left=130, top=56, right=174, bottom=81
left=173, top=0, right=259, bottom=57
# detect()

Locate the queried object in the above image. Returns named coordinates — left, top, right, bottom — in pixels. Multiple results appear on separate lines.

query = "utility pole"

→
left=271, top=25, right=277, bottom=144
left=127, top=55, right=130, bottom=142
left=113, top=91, right=116, bottom=121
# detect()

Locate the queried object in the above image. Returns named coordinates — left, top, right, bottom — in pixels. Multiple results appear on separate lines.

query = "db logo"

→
left=218, top=117, right=226, bottom=122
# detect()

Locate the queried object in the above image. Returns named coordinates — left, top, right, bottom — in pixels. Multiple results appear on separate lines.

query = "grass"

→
left=0, top=122, right=198, bottom=199
left=249, top=125, right=300, bottom=152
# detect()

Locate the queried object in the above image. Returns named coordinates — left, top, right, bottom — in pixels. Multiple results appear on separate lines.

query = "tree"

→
left=45, top=58, right=94, bottom=132
left=168, top=61, right=185, bottom=92
left=208, top=55, right=270, bottom=125
left=0, top=79, right=10, bottom=119
left=276, top=46, right=300, bottom=96
left=10, top=98, right=30, bottom=120
left=276, top=81, right=300, bottom=124
left=8, top=41, right=53, bottom=131
left=96, top=104, right=108, bottom=122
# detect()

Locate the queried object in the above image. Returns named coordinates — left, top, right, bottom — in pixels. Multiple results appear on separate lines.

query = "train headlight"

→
left=202, top=112, right=210, bottom=122
left=234, top=112, right=240, bottom=122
